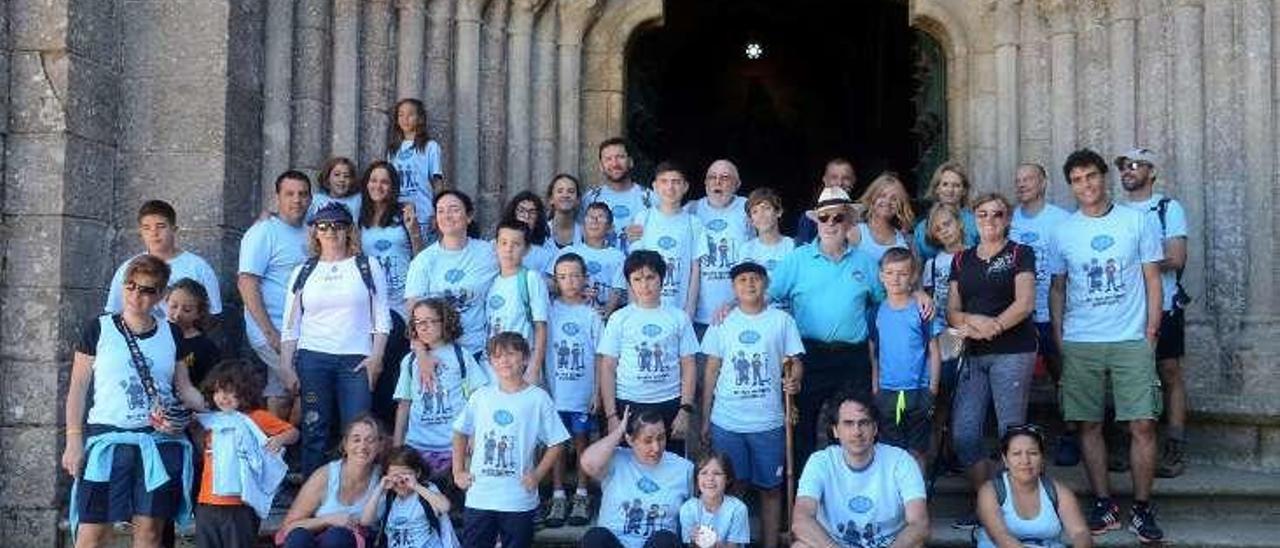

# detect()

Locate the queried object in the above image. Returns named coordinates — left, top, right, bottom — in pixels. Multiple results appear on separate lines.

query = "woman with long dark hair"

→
left=387, top=98, right=444, bottom=243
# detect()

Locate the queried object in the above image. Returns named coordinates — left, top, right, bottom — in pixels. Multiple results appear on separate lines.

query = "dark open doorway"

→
left=625, top=0, right=947, bottom=233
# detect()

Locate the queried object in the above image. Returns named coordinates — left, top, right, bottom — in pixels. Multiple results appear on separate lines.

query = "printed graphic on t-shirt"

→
left=1081, top=235, right=1130, bottom=307
left=634, top=324, right=676, bottom=382
left=478, top=409, right=521, bottom=478
left=372, top=240, right=408, bottom=293
left=418, top=384, right=454, bottom=423
left=438, top=269, right=474, bottom=314
left=834, top=495, right=891, bottom=548
left=657, top=238, right=684, bottom=301
left=726, top=330, right=772, bottom=398
left=619, top=491, right=673, bottom=537
left=585, top=260, right=611, bottom=311
left=122, top=372, right=149, bottom=414
left=700, top=219, right=739, bottom=274
left=553, top=322, right=590, bottom=382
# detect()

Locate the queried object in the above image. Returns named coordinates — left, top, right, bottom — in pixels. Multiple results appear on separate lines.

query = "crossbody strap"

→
left=112, top=315, right=161, bottom=405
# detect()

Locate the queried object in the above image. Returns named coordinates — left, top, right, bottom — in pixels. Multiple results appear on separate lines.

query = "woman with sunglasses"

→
left=847, top=172, right=914, bottom=261
left=946, top=192, right=1038, bottom=528
left=976, top=425, right=1091, bottom=547
left=280, top=202, right=392, bottom=477
left=63, top=254, right=208, bottom=547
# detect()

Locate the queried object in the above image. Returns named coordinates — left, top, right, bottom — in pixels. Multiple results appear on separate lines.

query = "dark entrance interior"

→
left=625, top=0, right=946, bottom=233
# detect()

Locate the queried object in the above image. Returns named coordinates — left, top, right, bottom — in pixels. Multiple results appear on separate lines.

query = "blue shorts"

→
left=709, top=423, right=784, bottom=490
left=558, top=411, right=594, bottom=437
left=1035, top=322, right=1059, bottom=358
left=76, top=441, right=186, bottom=523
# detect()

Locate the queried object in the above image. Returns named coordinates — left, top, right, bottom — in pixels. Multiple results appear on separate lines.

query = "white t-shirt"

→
left=1011, top=203, right=1072, bottom=323
left=308, top=192, right=362, bottom=222
left=551, top=243, right=627, bottom=315
left=394, top=343, right=489, bottom=452
left=586, top=182, right=654, bottom=253
left=452, top=384, right=569, bottom=512
left=596, top=448, right=693, bottom=548
left=106, top=250, right=223, bottom=316
left=546, top=300, right=604, bottom=413
left=686, top=196, right=752, bottom=324
left=678, top=496, right=751, bottom=545
left=389, top=140, right=443, bottom=241
left=281, top=256, right=392, bottom=356
left=485, top=268, right=550, bottom=342
left=796, top=444, right=926, bottom=548
left=404, top=238, right=499, bottom=355
left=361, top=222, right=414, bottom=320
left=1124, top=194, right=1188, bottom=312
left=922, top=250, right=956, bottom=336
left=238, top=216, right=309, bottom=346
left=383, top=491, right=445, bottom=548
left=631, top=209, right=708, bottom=311
left=1047, top=204, right=1163, bottom=342
left=701, top=307, right=805, bottom=433
left=598, top=304, right=699, bottom=403
left=740, top=236, right=796, bottom=312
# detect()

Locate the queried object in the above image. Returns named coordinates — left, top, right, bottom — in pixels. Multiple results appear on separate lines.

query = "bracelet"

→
left=66, top=428, right=83, bottom=435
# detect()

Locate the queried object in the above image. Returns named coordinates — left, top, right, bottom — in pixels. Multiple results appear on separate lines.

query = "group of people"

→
left=61, top=97, right=1191, bottom=548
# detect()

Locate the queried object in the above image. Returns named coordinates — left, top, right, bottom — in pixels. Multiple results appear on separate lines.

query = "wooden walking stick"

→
left=782, top=356, right=799, bottom=533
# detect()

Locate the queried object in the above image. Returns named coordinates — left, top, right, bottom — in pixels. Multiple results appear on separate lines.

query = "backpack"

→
left=291, top=254, right=377, bottom=302
left=375, top=490, right=460, bottom=548
left=992, top=469, right=1059, bottom=515
left=515, top=267, right=534, bottom=327
left=1151, top=197, right=1192, bottom=307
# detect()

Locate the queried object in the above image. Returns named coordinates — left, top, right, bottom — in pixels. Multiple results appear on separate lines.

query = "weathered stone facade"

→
left=0, top=0, right=1276, bottom=544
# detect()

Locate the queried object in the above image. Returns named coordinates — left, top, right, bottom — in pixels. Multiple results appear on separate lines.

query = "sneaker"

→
left=1156, top=439, right=1186, bottom=478
left=545, top=496, right=568, bottom=528
left=951, top=513, right=979, bottom=530
left=1054, top=433, right=1081, bottom=467
left=1088, top=499, right=1122, bottom=535
left=568, top=493, right=592, bottom=526
left=1129, top=504, right=1165, bottom=543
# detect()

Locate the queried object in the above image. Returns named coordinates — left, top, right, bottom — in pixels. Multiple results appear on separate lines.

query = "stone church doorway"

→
left=625, top=0, right=947, bottom=231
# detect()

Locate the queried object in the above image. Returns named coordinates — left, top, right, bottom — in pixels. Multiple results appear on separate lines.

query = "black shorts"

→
left=1156, top=308, right=1185, bottom=360
left=874, top=388, right=933, bottom=455
left=76, top=441, right=186, bottom=523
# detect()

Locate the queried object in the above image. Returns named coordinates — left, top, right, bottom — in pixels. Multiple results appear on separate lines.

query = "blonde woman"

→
left=847, top=172, right=914, bottom=261
left=915, top=161, right=979, bottom=259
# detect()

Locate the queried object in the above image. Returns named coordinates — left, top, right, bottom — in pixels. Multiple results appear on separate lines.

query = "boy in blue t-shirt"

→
left=869, top=248, right=940, bottom=472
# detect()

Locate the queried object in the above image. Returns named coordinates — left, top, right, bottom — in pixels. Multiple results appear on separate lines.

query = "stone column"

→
left=479, top=0, right=511, bottom=228
left=1136, top=0, right=1171, bottom=186
left=292, top=0, right=332, bottom=175
left=2, top=1, right=117, bottom=540
left=531, top=2, right=559, bottom=188
left=262, top=0, right=295, bottom=210
left=331, top=0, right=361, bottom=159
left=1109, top=0, right=1138, bottom=190
left=1172, top=0, right=1206, bottom=304
left=1041, top=0, right=1077, bottom=200
left=1018, top=0, right=1052, bottom=170
left=396, top=0, right=427, bottom=102
left=361, top=0, right=396, bottom=166
left=1242, top=0, right=1274, bottom=318
left=425, top=0, right=456, bottom=180
left=453, top=0, right=490, bottom=199
left=506, top=0, right=548, bottom=195
left=994, top=0, right=1021, bottom=188
left=557, top=0, right=601, bottom=178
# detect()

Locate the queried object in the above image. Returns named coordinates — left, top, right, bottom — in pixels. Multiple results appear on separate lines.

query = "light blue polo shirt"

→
left=769, top=242, right=885, bottom=344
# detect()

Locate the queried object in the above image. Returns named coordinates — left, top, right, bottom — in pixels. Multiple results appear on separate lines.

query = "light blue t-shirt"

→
left=389, top=140, right=443, bottom=241
left=452, top=384, right=570, bottom=512
left=702, top=307, right=804, bottom=433
left=308, top=191, right=362, bottom=222
left=1011, top=203, right=1072, bottom=323
left=361, top=222, right=413, bottom=320
left=796, top=444, right=926, bottom=548
left=383, top=490, right=445, bottom=548
left=855, top=223, right=910, bottom=262
left=915, top=208, right=979, bottom=260
left=106, top=250, right=223, bottom=316
left=596, top=448, right=693, bottom=548
left=586, top=182, right=654, bottom=253
left=686, top=196, right=752, bottom=324
left=550, top=243, right=627, bottom=315
left=598, top=304, right=700, bottom=403
left=1047, top=204, right=1163, bottom=342
left=404, top=238, right=498, bottom=355
left=632, top=208, right=708, bottom=311
left=740, top=236, right=795, bottom=312
left=922, top=250, right=955, bottom=336
left=1124, top=194, right=1188, bottom=312
left=522, top=240, right=559, bottom=274
left=678, top=495, right=751, bottom=545
left=394, top=343, right=489, bottom=452
left=546, top=300, right=603, bottom=413
left=873, top=298, right=931, bottom=391
left=86, top=316, right=178, bottom=429
left=485, top=268, right=550, bottom=342
left=237, top=216, right=308, bottom=346
left=769, top=243, right=885, bottom=344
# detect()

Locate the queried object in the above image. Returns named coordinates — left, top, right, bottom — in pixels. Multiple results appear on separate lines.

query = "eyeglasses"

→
left=1120, top=161, right=1150, bottom=172
left=412, top=318, right=443, bottom=327
left=125, top=281, right=160, bottom=296
left=515, top=206, right=538, bottom=217
left=975, top=210, right=1006, bottom=220
left=816, top=213, right=847, bottom=224
left=315, top=221, right=349, bottom=232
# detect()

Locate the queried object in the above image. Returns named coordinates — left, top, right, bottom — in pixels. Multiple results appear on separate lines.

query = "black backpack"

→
left=290, top=254, right=377, bottom=314
left=1151, top=198, right=1192, bottom=307
left=374, top=491, right=442, bottom=548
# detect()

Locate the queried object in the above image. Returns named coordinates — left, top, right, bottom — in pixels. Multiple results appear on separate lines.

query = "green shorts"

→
left=1060, top=340, right=1162, bottom=422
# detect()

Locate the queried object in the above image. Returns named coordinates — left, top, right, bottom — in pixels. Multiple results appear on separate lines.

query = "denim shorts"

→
left=709, top=423, right=785, bottom=489
left=558, top=411, right=595, bottom=436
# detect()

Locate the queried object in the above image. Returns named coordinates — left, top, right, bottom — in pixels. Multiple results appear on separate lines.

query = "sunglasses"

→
left=817, top=213, right=847, bottom=224
left=314, top=221, right=349, bottom=232
left=125, top=281, right=161, bottom=296
left=975, top=210, right=1006, bottom=220
left=1120, top=161, right=1150, bottom=172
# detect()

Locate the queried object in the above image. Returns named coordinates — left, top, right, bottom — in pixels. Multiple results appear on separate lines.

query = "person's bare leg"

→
left=1129, top=419, right=1158, bottom=500
left=1158, top=358, right=1186, bottom=433
left=130, top=516, right=166, bottom=548
left=760, top=486, right=782, bottom=548
left=574, top=436, right=590, bottom=490
left=1078, top=421, right=1110, bottom=497
left=74, top=523, right=112, bottom=548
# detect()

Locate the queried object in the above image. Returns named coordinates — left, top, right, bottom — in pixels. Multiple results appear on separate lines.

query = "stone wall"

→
left=1, top=0, right=1278, bottom=544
